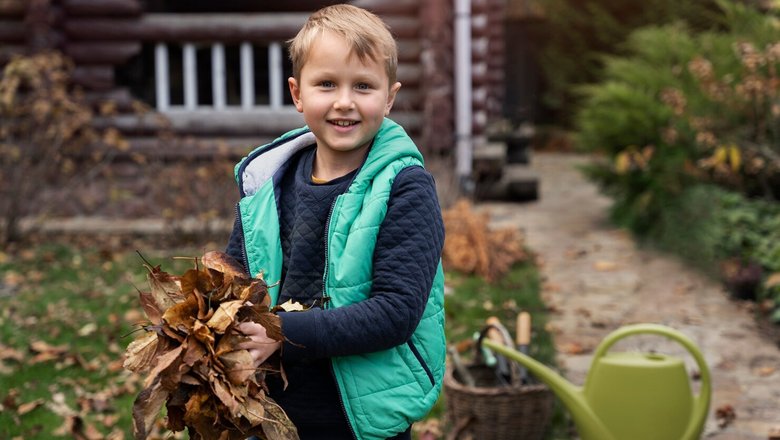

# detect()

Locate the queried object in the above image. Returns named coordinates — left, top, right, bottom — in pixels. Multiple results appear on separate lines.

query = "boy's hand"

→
left=236, top=322, right=282, bottom=367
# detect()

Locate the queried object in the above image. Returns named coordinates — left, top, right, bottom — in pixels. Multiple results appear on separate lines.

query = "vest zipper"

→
left=321, top=198, right=337, bottom=308
left=323, top=198, right=357, bottom=440
left=235, top=203, right=250, bottom=276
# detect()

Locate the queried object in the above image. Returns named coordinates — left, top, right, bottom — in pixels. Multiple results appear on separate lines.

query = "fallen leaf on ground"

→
left=557, top=342, right=588, bottom=355
left=715, top=404, right=736, bottom=428
left=593, top=261, right=619, bottom=271
left=17, top=398, right=44, bottom=415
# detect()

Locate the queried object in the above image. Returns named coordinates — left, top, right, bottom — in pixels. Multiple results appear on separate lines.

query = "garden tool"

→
left=515, top=311, right=531, bottom=383
left=447, top=345, right=476, bottom=387
left=482, top=323, right=711, bottom=440
left=484, top=317, right=514, bottom=386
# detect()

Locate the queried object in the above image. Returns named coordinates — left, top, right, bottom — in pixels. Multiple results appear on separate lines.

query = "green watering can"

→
left=483, top=323, right=711, bottom=440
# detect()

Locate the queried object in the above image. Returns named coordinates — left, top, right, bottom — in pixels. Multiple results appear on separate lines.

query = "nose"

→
left=333, top=89, right=354, bottom=110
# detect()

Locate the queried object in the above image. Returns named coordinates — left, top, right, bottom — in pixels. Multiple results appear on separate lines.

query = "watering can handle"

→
left=591, top=324, right=712, bottom=440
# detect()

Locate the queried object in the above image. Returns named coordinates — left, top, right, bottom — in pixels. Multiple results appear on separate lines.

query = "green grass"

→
left=0, top=243, right=196, bottom=439
left=0, top=244, right=568, bottom=439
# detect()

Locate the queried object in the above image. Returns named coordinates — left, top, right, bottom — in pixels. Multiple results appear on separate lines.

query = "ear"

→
left=385, top=81, right=401, bottom=116
left=288, top=77, right=303, bottom=113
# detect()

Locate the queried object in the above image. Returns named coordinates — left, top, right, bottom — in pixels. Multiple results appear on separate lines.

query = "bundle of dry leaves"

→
left=442, top=199, right=529, bottom=282
left=123, top=251, right=298, bottom=440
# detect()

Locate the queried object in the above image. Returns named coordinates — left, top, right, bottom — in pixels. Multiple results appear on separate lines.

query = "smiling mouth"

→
left=329, top=120, right=359, bottom=127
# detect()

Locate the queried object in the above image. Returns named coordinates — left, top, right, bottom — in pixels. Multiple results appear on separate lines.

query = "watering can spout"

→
left=482, top=340, right=616, bottom=440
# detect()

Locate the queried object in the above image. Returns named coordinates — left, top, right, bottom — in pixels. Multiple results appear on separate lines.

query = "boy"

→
left=225, top=5, right=446, bottom=439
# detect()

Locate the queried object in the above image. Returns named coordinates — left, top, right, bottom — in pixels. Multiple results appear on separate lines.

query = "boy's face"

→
left=288, top=31, right=401, bottom=162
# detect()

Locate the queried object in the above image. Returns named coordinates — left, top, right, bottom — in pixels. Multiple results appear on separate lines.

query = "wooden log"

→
left=0, top=44, right=25, bottom=63
left=64, top=13, right=308, bottom=42
left=385, top=16, right=419, bottom=39
left=65, top=13, right=420, bottom=42
left=84, top=87, right=137, bottom=111
left=397, top=40, right=421, bottom=63
left=125, top=136, right=267, bottom=160
left=65, top=41, right=141, bottom=65
left=61, top=0, right=142, bottom=17
left=392, top=88, right=421, bottom=112
left=351, top=0, right=419, bottom=15
left=0, top=20, right=25, bottom=42
left=0, top=0, right=24, bottom=18
left=93, top=109, right=304, bottom=136
left=71, top=65, right=115, bottom=91
left=92, top=108, right=422, bottom=136
left=397, top=64, right=421, bottom=87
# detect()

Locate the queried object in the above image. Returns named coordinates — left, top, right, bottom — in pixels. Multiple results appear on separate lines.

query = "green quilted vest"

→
left=235, top=118, right=446, bottom=440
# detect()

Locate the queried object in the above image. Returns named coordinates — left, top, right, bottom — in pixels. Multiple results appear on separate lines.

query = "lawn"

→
left=0, top=241, right=566, bottom=439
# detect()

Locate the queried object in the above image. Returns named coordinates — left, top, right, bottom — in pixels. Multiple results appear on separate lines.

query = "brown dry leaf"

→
left=126, top=251, right=296, bottom=440
left=132, top=379, right=170, bottom=440
left=441, top=199, right=528, bottom=282
left=754, top=366, right=776, bottom=377
left=219, top=350, right=255, bottom=386
left=0, top=344, right=24, bottom=362
left=182, top=336, right=208, bottom=368
left=144, top=264, right=184, bottom=311
left=239, top=395, right=267, bottom=426
left=206, top=300, right=244, bottom=334
left=191, top=320, right=216, bottom=348
left=17, top=398, right=44, bottom=415
left=162, top=292, right=199, bottom=331
left=138, top=291, right=162, bottom=325
left=276, top=299, right=306, bottom=312
left=715, top=404, right=736, bottom=428
left=123, top=332, right=160, bottom=373
left=261, top=396, right=300, bottom=440
left=202, top=251, right=247, bottom=281
left=211, top=376, right=242, bottom=418
left=593, top=261, right=619, bottom=271
left=558, top=341, right=588, bottom=355
left=143, top=344, right=184, bottom=389
left=29, top=340, right=69, bottom=363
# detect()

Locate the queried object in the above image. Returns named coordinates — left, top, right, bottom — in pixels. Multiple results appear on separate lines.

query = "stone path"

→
left=483, top=152, right=780, bottom=439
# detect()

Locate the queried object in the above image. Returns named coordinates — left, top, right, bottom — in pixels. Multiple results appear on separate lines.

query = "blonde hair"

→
left=288, top=4, right=398, bottom=85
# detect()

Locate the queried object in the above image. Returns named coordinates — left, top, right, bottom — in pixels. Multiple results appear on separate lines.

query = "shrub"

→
left=577, top=1, right=780, bottom=233
left=531, top=0, right=722, bottom=124
left=0, top=51, right=125, bottom=243
left=575, top=0, right=780, bottom=319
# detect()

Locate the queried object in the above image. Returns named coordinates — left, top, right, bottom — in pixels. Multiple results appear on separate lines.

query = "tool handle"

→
left=516, top=311, right=531, bottom=346
left=486, top=316, right=510, bottom=347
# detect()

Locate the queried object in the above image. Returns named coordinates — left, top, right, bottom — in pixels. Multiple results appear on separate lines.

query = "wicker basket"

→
left=444, top=363, right=554, bottom=440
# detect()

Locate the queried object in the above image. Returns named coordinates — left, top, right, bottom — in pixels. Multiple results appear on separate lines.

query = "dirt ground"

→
left=482, top=152, right=780, bottom=439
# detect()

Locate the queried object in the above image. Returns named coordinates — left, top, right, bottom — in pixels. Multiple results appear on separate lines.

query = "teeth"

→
left=333, top=120, right=355, bottom=126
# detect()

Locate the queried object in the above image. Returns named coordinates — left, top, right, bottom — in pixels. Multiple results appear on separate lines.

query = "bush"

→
left=577, top=1, right=780, bottom=232
left=575, top=0, right=780, bottom=319
left=0, top=51, right=125, bottom=244
left=531, top=0, right=722, bottom=123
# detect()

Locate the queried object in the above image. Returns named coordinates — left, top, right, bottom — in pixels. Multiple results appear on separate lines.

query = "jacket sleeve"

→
left=279, top=166, right=445, bottom=361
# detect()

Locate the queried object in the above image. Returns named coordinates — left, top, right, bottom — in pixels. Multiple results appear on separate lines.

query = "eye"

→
left=355, top=83, right=370, bottom=91
left=320, top=81, right=335, bottom=88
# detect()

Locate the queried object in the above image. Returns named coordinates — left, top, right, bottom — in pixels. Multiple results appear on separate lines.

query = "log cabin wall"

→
left=0, top=0, right=455, bottom=161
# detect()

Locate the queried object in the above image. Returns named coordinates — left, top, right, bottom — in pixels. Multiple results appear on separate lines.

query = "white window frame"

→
left=154, top=41, right=292, bottom=112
